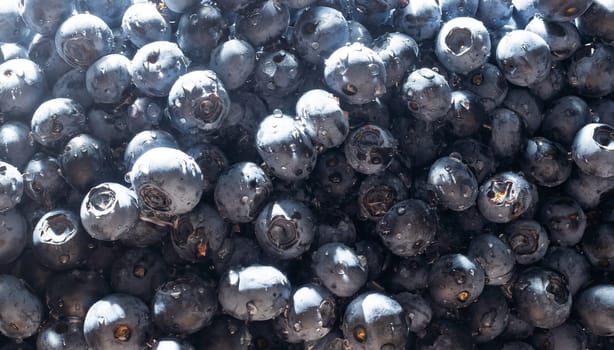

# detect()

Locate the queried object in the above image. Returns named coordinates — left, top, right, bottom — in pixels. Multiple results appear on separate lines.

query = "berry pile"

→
left=0, top=0, right=613, bottom=349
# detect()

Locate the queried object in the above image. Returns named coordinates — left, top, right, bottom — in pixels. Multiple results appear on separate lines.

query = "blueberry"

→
left=21, top=0, right=73, bottom=36
left=475, top=0, right=513, bottom=29
left=572, top=123, right=614, bottom=178
left=125, top=97, right=164, bottom=134
left=119, top=219, right=168, bottom=248
left=131, top=41, right=189, bottom=97
left=274, top=283, right=336, bottom=343
left=171, top=202, right=229, bottom=262
left=152, top=274, right=217, bottom=334
left=163, top=0, right=200, bottom=13
left=255, top=111, right=317, bottom=181
left=235, top=0, right=290, bottom=47
left=342, top=292, right=408, bottom=350
left=208, top=39, right=256, bottom=90
left=504, top=219, right=549, bottom=265
left=574, top=284, right=614, bottom=336
left=528, top=62, right=567, bottom=101
left=0, top=162, right=23, bottom=213
left=468, top=234, right=515, bottom=285
left=402, top=68, right=452, bottom=122
left=391, top=115, right=444, bottom=168
left=496, top=30, right=551, bottom=87
left=54, top=14, right=114, bottom=69
left=52, top=69, right=94, bottom=109
left=45, top=269, right=110, bottom=320
left=0, top=58, right=47, bottom=121
left=428, top=154, right=479, bottom=211
left=439, top=0, right=479, bottom=20
left=185, top=142, right=228, bottom=193
left=80, top=182, right=139, bottom=242
left=0, top=209, right=27, bottom=265
left=76, top=0, right=132, bottom=28
left=576, top=0, right=614, bottom=42
left=445, top=90, right=487, bottom=138
left=467, top=287, right=510, bottom=343
left=176, top=4, right=227, bottom=63
left=520, top=137, right=572, bottom=187
left=30, top=98, right=88, bottom=150
left=532, top=0, right=593, bottom=22
left=394, top=0, right=442, bottom=41
left=513, top=267, right=571, bottom=329
left=0, top=122, right=35, bottom=170
left=538, top=196, right=586, bottom=246
left=123, top=130, right=179, bottom=171
left=376, top=199, right=437, bottom=257
left=477, top=171, right=534, bottom=223
left=567, top=42, right=614, bottom=98
left=32, top=208, right=93, bottom=271
left=254, top=198, right=315, bottom=260
left=296, top=89, right=349, bottom=150
left=292, top=6, right=350, bottom=65
left=344, top=124, right=397, bottom=175
left=255, top=49, right=304, bottom=97
left=27, top=34, right=72, bottom=84
left=540, top=95, right=591, bottom=147
left=214, top=162, right=273, bottom=223
left=218, top=265, right=291, bottom=321
left=36, top=318, right=88, bottom=350
left=358, top=172, right=408, bottom=221
left=428, top=253, right=486, bottom=308
left=347, top=20, right=373, bottom=45
left=121, top=3, right=172, bottom=48
left=525, top=17, right=581, bottom=61
left=312, top=242, right=368, bottom=297
left=0, top=274, right=43, bottom=339
left=167, top=70, right=231, bottom=133
left=435, top=17, right=491, bottom=74
left=371, top=32, right=419, bottom=88
left=85, top=54, right=132, bottom=105
left=129, top=147, right=203, bottom=217
left=58, top=134, right=116, bottom=193
left=110, top=248, right=169, bottom=302
left=540, top=246, right=590, bottom=295
left=0, top=2, right=29, bottom=44
left=564, top=167, right=614, bottom=209
left=462, top=62, right=509, bottom=112
left=83, top=293, right=153, bottom=350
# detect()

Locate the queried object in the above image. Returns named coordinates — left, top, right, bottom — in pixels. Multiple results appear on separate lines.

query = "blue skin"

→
left=0, top=161, right=23, bottom=213
left=28, top=34, right=72, bottom=84
left=176, top=4, right=227, bottom=63
left=435, top=16, right=491, bottom=75
left=53, top=68, right=94, bottom=110
left=167, top=70, right=231, bottom=133
left=54, top=14, right=115, bottom=69
left=86, top=54, right=132, bottom=104
left=121, top=3, right=172, bottom=49
left=577, top=0, right=614, bottom=42
left=131, top=41, right=189, bottom=97
left=123, top=130, right=179, bottom=171
left=208, top=39, right=256, bottom=90
left=292, top=6, right=350, bottom=65
left=0, top=121, right=37, bottom=170
left=394, top=0, right=442, bottom=41
left=0, top=1, right=30, bottom=44
left=525, top=17, right=581, bottom=61
left=21, top=0, right=74, bottom=36
left=76, top=0, right=132, bottom=28
left=235, top=0, right=290, bottom=47
left=572, top=123, right=614, bottom=178
left=475, top=0, right=513, bottom=29
left=0, top=274, right=43, bottom=339
left=0, top=58, right=47, bottom=121
left=439, top=0, right=479, bottom=20
left=0, top=210, right=27, bottom=265
left=163, top=0, right=200, bottom=13
left=30, top=98, right=88, bottom=150
left=496, top=30, right=552, bottom=87
left=402, top=68, right=452, bottom=122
